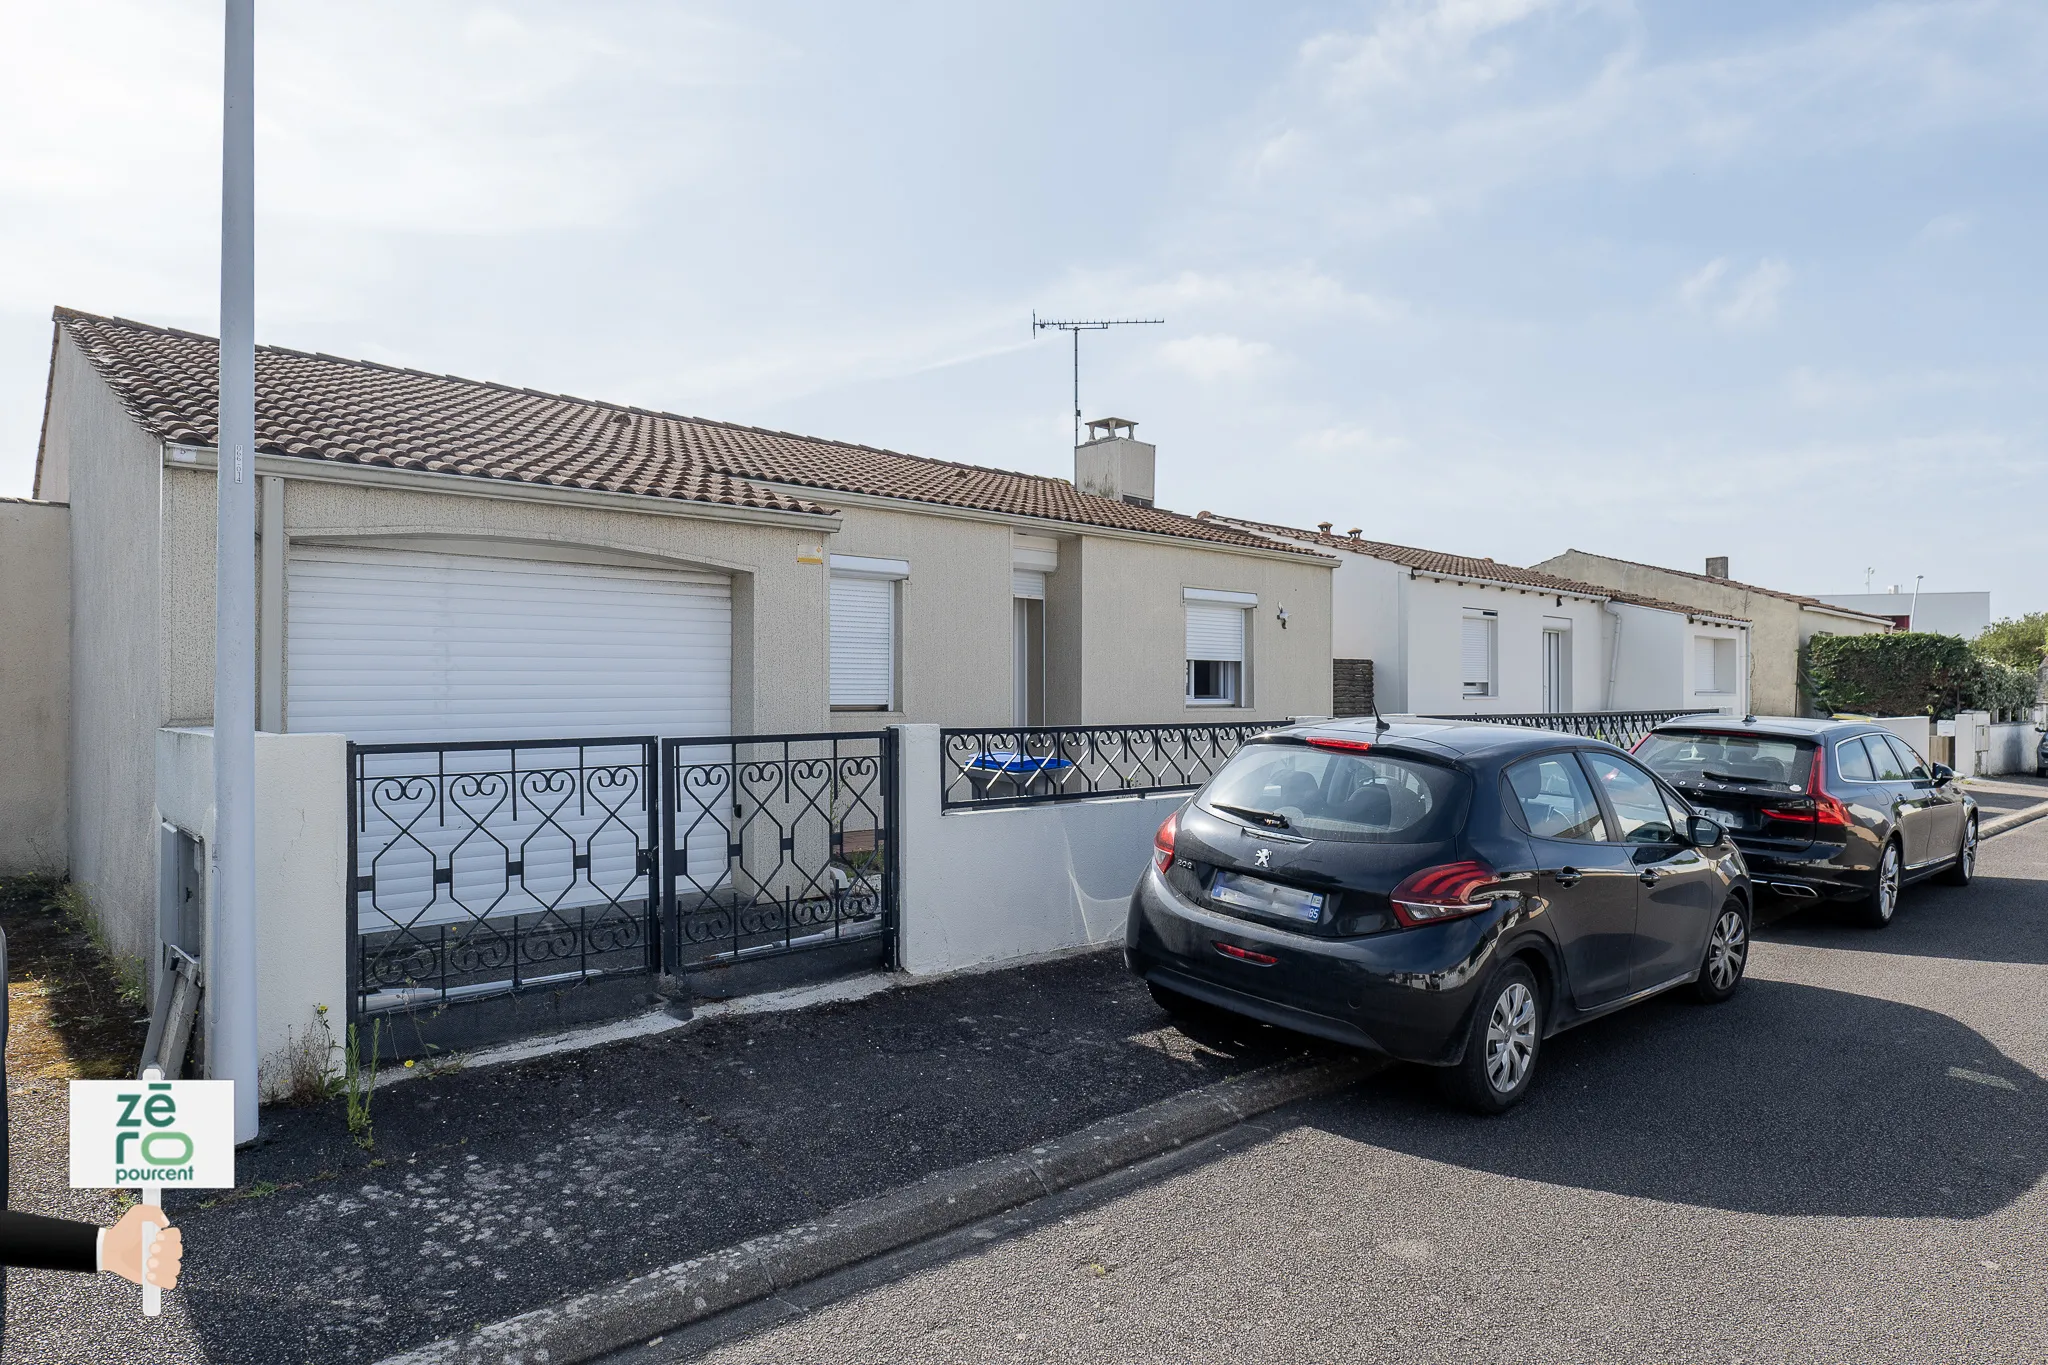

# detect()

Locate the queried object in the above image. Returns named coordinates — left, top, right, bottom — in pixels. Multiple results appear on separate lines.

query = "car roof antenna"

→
left=1372, top=696, right=1389, bottom=733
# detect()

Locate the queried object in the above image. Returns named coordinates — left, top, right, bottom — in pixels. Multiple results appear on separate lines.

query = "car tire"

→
left=1938, top=815, right=1978, bottom=887
left=1854, top=839, right=1903, bottom=928
left=1438, top=960, right=1543, bottom=1115
left=1692, top=898, right=1750, bottom=1003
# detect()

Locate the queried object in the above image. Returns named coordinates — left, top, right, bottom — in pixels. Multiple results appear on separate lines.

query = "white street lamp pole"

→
left=215, top=0, right=260, bottom=1145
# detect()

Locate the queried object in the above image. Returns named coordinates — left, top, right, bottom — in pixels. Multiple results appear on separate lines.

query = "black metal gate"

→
left=347, top=728, right=896, bottom=1037
left=661, top=730, right=896, bottom=997
left=348, top=737, right=661, bottom=1027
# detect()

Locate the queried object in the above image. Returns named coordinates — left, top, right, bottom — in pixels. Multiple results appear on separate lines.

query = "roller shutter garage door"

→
left=287, top=546, right=731, bottom=743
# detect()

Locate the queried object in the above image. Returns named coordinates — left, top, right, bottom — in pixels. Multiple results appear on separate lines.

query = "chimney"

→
left=1705, top=556, right=1729, bottom=579
left=1317, top=522, right=1333, bottom=534
left=1074, top=417, right=1155, bottom=507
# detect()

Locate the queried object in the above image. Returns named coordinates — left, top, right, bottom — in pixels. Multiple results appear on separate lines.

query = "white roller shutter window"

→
left=287, top=546, right=731, bottom=743
left=1696, top=636, right=1736, bottom=694
left=831, top=574, right=895, bottom=707
left=1185, top=603, right=1246, bottom=662
left=1012, top=569, right=1046, bottom=600
left=1461, top=616, right=1495, bottom=697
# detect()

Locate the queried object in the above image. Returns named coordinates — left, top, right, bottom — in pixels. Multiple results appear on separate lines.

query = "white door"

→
left=1543, top=628, right=1570, bottom=712
left=287, top=545, right=731, bottom=743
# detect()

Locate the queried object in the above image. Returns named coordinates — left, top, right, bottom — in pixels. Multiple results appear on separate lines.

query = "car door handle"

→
left=1638, top=868, right=1664, bottom=886
left=1553, top=868, right=1583, bottom=888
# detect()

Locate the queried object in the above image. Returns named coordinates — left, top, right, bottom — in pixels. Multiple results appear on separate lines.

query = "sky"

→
left=3, top=0, right=2043, bottom=614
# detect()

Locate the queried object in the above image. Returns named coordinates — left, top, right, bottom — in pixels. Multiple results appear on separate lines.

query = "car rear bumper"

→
left=1733, top=844, right=1872, bottom=901
left=1124, top=865, right=1508, bottom=1067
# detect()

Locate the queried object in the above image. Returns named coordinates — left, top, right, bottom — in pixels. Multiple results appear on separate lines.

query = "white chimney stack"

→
left=1074, top=417, right=1155, bottom=507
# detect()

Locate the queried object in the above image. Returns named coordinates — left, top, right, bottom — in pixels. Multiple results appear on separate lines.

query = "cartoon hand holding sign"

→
left=66, top=1067, right=234, bottom=1314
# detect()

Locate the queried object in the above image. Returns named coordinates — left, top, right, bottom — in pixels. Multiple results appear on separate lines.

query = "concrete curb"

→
left=374, top=1054, right=1375, bottom=1365
left=1983, top=799, right=2048, bottom=840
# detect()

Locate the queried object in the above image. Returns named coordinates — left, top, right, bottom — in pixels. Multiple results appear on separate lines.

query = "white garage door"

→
left=287, top=545, right=731, bottom=743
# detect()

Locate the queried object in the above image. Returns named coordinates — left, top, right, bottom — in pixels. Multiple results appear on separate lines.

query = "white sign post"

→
left=69, top=1070, right=235, bottom=1315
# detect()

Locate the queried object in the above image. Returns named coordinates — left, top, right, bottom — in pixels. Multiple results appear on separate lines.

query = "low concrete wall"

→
left=1986, top=722, right=2039, bottom=777
left=894, top=724, right=1178, bottom=975
left=157, top=727, right=349, bottom=1099
left=0, top=499, right=71, bottom=875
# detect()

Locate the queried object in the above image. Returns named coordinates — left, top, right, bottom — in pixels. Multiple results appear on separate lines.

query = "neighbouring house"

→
left=1203, top=517, right=1753, bottom=720
left=11, top=307, right=1335, bottom=982
left=1807, top=589, right=1991, bottom=639
left=1531, top=551, right=1895, bottom=717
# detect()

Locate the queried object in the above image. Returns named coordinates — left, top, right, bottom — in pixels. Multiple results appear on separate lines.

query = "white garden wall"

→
left=157, top=727, right=349, bottom=1098
left=893, top=724, right=1175, bottom=975
left=1985, top=722, right=2038, bottom=777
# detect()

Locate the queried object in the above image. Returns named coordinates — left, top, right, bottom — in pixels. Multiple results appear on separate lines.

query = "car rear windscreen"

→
left=1201, top=743, right=1470, bottom=843
left=1636, top=731, right=1814, bottom=789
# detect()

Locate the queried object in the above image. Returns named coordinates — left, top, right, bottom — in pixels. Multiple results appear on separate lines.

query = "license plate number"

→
left=1697, top=807, right=1747, bottom=832
left=1210, top=871, right=1325, bottom=923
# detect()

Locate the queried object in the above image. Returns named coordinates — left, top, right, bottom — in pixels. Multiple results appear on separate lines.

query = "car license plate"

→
left=1697, top=806, right=1747, bottom=832
left=1210, top=871, right=1325, bottom=923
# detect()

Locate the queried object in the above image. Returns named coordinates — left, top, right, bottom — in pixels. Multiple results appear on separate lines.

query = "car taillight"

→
left=1807, top=745, right=1851, bottom=826
left=1154, top=809, right=1179, bottom=873
left=1389, top=860, right=1505, bottom=928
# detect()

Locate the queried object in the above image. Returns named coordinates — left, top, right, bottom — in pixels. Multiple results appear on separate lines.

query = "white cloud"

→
left=1680, top=257, right=1790, bottom=328
left=1157, top=333, right=1277, bottom=382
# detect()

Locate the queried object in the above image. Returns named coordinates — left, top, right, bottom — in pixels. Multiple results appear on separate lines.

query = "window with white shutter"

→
left=1461, top=614, right=1496, bottom=698
left=830, top=557, right=907, bottom=709
left=1184, top=592, right=1250, bottom=706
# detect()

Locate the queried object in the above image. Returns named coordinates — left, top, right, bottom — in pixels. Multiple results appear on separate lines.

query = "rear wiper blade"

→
left=1214, top=803, right=1292, bottom=830
left=1702, top=771, right=1791, bottom=788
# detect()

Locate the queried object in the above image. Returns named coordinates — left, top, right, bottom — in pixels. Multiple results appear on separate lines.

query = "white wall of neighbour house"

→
left=42, top=333, right=168, bottom=965
left=0, top=499, right=72, bottom=875
left=156, top=727, right=348, bottom=1096
left=1682, top=619, right=1750, bottom=716
left=894, top=724, right=1177, bottom=973
left=1398, top=575, right=1608, bottom=716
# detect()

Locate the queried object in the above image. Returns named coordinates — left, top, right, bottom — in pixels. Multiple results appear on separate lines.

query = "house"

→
left=11, top=307, right=1335, bottom=967
left=1203, top=517, right=1753, bottom=719
left=1807, top=589, right=1991, bottom=639
left=1531, top=551, right=1895, bottom=717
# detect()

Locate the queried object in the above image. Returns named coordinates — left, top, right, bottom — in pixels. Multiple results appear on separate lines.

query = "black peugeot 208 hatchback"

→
left=1126, top=719, right=1753, bottom=1113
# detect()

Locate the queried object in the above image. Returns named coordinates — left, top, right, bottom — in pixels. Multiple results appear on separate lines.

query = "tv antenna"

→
left=1032, top=311, right=1163, bottom=447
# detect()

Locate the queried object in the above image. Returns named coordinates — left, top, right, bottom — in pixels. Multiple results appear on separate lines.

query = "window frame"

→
left=1461, top=611, right=1498, bottom=700
left=1184, top=591, right=1253, bottom=709
left=828, top=556, right=908, bottom=712
left=1501, top=747, right=1612, bottom=844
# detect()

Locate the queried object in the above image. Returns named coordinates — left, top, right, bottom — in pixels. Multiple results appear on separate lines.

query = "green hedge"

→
left=1804, top=632, right=2037, bottom=720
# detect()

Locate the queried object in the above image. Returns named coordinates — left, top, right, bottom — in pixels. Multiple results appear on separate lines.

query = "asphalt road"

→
left=675, top=816, right=2048, bottom=1365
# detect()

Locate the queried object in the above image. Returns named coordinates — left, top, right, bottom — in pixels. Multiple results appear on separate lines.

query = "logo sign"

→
left=69, top=1080, right=236, bottom=1190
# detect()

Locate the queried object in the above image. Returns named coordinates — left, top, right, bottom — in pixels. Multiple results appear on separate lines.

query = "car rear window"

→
left=1201, top=743, right=1470, bottom=844
left=1635, top=730, right=1813, bottom=789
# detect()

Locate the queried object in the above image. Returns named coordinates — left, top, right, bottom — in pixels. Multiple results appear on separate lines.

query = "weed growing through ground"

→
left=343, top=1017, right=383, bottom=1149
left=270, top=1003, right=342, bottom=1106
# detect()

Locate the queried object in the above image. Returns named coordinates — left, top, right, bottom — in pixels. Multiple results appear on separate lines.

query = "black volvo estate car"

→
left=1126, top=720, right=1753, bottom=1113
left=1633, top=716, right=1977, bottom=927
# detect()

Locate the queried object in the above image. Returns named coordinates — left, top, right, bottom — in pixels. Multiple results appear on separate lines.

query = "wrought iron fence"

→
left=1422, top=709, right=1720, bottom=750
left=940, top=722, right=1277, bottom=810
left=662, top=731, right=896, bottom=973
left=348, top=737, right=659, bottom=1017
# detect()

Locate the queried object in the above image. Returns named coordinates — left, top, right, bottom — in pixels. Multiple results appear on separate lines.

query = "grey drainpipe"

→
left=1603, top=601, right=1624, bottom=709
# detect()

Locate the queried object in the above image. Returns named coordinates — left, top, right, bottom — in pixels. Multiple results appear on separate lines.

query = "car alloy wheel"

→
left=1942, top=816, right=1978, bottom=886
left=1863, top=841, right=1901, bottom=927
left=1484, top=981, right=1537, bottom=1093
left=1706, top=908, right=1747, bottom=992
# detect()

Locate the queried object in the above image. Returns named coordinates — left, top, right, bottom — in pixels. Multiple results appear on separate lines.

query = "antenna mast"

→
left=1032, top=311, right=1163, bottom=448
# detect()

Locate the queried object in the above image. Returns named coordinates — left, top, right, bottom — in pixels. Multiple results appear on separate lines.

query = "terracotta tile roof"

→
left=1544, top=549, right=1893, bottom=624
left=1205, top=515, right=1750, bottom=623
left=51, top=308, right=1323, bottom=557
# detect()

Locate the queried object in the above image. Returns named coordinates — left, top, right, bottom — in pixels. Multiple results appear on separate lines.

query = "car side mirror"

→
left=1686, top=814, right=1725, bottom=847
left=1929, top=762, right=1955, bottom=785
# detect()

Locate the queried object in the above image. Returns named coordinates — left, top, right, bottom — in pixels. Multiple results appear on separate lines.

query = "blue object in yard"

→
left=966, top=750, right=1074, bottom=776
